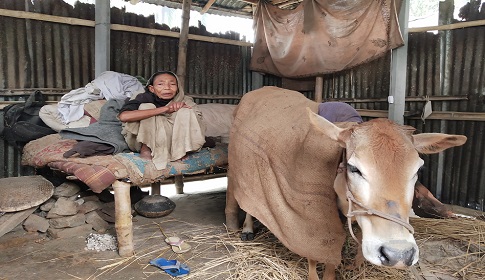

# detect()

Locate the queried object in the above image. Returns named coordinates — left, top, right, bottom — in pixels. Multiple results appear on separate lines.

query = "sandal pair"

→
left=150, top=258, right=190, bottom=277
left=165, top=236, right=191, bottom=253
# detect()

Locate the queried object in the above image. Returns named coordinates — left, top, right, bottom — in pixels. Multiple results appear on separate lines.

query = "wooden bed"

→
left=21, top=133, right=229, bottom=256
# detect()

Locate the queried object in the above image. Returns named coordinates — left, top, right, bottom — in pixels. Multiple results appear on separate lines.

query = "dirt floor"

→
left=0, top=177, right=484, bottom=280
left=0, top=178, right=229, bottom=280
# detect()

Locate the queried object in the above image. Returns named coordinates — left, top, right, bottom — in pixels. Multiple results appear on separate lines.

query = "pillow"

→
left=199, top=104, right=237, bottom=143
left=39, top=100, right=107, bottom=132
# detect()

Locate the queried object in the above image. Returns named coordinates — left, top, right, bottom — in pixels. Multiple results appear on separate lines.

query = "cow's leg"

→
left=413, top=180, right=454, bottom=218
left=354, top=245, right=364, bottom=267
left=225, top=178, right=240, bottom=231
left=308, top=259, right=336, bottom=280
left=345, top=227, right=364, bottom=270
left=241, top=213, right=255, bottom=241
left=323, top=263, right=336, bottom=280
left=308, top=259, right=319, bottom=280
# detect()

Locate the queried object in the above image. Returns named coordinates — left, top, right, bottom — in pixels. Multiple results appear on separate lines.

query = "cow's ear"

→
left=307, top=108, right=349, bottom=147
left=412, top=133, right=467, bottom=154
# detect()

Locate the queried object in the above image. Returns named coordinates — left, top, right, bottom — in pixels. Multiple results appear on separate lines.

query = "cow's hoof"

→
left=240, top=232, right=255, bottom=241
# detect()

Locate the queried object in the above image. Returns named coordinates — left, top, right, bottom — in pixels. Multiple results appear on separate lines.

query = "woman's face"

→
left=148, top=73, right=178, bottom=100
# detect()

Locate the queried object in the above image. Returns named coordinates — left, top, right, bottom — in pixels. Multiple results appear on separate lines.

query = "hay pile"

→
left=182, top=216, right=485, bottom=280
left=96, top=216, right=485, bottom=280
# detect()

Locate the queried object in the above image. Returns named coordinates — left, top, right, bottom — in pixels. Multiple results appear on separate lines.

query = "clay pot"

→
left=134, top=195, right=176, bottom=218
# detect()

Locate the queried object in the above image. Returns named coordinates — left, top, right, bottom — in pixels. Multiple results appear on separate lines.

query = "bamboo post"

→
left=174, top=175, right=184, bottom=194
left=436, top=0, right=454, bottom=200
left=176, top=0, right=191, bottom=86
left=112, top=180, right=134, bottom=257
left=388, top=0, right=409, bottom=125
left=151, top=182, right=161, bottom=195
left=200, top=0, right=216, bottom=14
left=314, top=76, right=323, bottom=103
left=95, top=0, right=110, bottom=77
left=174, top=0, right=189, bottom=196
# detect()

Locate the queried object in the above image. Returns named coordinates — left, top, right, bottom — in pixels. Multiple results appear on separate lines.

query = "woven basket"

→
left=0, top=175, right=54, bottom=212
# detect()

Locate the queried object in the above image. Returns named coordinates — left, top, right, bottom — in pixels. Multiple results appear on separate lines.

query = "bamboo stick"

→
left=357, top=109, right=485, bottom=121
left=0, top=8, right=252, bottom=47
left=112, top=180, right=134, bottom=257
left=325, top=95, right=468, bottom=103
left=409, top=19, right=485, bottom=33
left=200, top=0, right=217, bottom=15
left=314, top=76, right=323, bottom=103
left=0, top=8, right=94, bottom=27
left=177, top=0, right=192, bottom=87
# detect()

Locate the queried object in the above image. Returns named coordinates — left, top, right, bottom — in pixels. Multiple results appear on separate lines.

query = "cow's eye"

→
left=347, top=164, right=362, bottom=177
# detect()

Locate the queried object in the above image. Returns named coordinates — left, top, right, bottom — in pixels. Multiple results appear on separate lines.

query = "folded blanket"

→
left=60, top=99, right=129, bottom=154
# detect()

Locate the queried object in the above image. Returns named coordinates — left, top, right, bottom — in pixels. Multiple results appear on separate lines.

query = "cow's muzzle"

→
left=379, top=240, right=417, bottom=267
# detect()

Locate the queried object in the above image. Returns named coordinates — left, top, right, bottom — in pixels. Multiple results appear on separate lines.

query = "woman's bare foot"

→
left=140, top=144, right=153, bottom=160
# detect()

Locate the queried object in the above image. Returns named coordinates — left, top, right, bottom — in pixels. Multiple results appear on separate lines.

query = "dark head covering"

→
left=318, top=102, right=363, bottom=123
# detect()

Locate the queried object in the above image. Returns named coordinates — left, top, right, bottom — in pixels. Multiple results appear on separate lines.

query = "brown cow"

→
left=225, top=87, right=467, bottom=279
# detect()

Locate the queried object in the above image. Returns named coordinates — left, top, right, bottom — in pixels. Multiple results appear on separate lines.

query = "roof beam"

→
left=238, top=0, right=258, bottom=5
left=200, top=0, right=217, bottom=14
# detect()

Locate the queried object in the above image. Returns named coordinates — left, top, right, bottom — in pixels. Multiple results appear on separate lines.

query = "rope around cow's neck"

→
left=345, top=187, right=415, bottom=244
left=340, top=151, right=415, bottom=245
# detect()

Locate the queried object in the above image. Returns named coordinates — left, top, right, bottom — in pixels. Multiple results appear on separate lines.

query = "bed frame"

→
left=21, top=134, right=229, bottom=256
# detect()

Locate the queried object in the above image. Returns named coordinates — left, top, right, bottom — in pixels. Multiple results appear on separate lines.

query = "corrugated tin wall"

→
left=405, top=28, right=485, bottom=210
left=0, top=0, right=252, bottom=177
left=316, top=26, right=485, bottom=210
left=322, top=54, right=392, bottom=110
left=0, top=0, right=484, bottom=210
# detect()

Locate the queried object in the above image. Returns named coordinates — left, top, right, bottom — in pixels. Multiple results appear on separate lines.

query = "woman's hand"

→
left=165, top=102, right=191, bottom=113
left=118, top=102, right=192, bottom=122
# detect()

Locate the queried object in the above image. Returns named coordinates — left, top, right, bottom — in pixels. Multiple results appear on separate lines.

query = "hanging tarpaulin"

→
left=250, top=0, right=404, bottom=78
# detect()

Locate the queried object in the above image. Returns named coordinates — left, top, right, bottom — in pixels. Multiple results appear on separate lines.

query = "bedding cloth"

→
left=28, top=103, right=236, bottom=193
left=22, top=134, right=228, bottom=193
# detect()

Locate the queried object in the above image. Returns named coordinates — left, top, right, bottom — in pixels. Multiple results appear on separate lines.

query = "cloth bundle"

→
left=60, top=99, right=129, bottom=155
left=250, top=0, right=403, bottom=77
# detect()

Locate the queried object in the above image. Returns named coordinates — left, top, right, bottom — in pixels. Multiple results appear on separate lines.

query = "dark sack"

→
left=2, top=90, right=56, bottom=149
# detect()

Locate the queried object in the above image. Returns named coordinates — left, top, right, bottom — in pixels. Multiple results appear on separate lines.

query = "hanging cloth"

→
left=250, top=0, right=404, bottom=78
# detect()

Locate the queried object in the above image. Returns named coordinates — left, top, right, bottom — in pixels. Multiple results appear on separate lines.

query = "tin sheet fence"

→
left=0, top=0, right=484, bottom=210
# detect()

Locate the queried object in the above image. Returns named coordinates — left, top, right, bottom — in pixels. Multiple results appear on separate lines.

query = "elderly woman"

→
left=118, top=71, right=205, bottom=170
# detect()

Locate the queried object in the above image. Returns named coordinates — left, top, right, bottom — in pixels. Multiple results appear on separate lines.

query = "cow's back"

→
left=228, top=86, right=346, bottom=265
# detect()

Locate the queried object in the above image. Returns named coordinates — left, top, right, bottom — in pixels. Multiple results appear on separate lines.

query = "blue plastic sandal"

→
left=149, top=258, right=190, bottom=277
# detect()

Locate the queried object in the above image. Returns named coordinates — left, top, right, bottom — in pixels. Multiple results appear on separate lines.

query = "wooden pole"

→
left=112, top=180, right=134, bottom=257
left=0, top=9, right=252, bottom=47
left=436, top=0, right=455, bottom=201
left=388, top=0, right=409, bottom=124
left=200, top=0, right=216, bottom=14
left=177, top=0, right=191, bottom=87
left=95, top=0, right=110, bottom=77
left=314, top=76, right=323, bottom=103
left=409, top=18, right=485, bottom=33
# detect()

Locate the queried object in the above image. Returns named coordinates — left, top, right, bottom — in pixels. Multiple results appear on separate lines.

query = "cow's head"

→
left=308, top=110, right=467, bottom=268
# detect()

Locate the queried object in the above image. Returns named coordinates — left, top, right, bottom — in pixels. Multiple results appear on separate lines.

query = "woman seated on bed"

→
left=118, top=71, right=206, bottom=170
